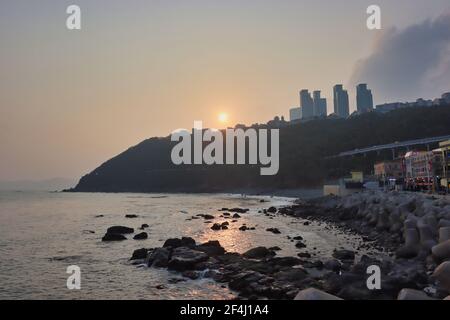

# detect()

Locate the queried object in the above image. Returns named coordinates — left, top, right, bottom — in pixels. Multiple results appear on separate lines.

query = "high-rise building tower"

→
left=356, top=84, right=374, bottom=113
left=313, top=90, right=327, bottom=117
left=300, top=89, right=314, bottom=119
left=333, top=85, right=349, bottom=118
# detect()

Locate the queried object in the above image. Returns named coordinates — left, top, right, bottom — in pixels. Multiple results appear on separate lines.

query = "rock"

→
left=130, top=248, right=149, bottom=260
left=294, top=288, right=342, bottom=300
left=324, top=259, right=342, bottom=272
left=267, top=207, right=277, bottom=213
left=140, top=223, right=149, bottom=229
left=293, top=236, right=303, bottom=240
left=303, top=221, right=310, bottom=226
left=102, top=233, right=127, bottom=241
left=163, top=237, right=196, bottom=248
left=168, top=247, right=209, bottom=271
left=182, top=270, right=199, bottom=280
left=298, top=252, right=311, bottom=258
left=332, top=249, right=355, bottom=261
left=95, top=214, right=104, bottom=218
left=396, top=228, right=420, bottom=258
left=133, top=232, right=148, bottom=240
left=196, top=240, right=225, bottom=256
left=147, top=247, right=171, bottom=268
left=268, top=246, right=282, bottom=251
left=431, top=239, right=450, bottom=260
left=274, top=268, right=308, bottom=282
left=223, top=212, right=230, bottom=216
left=125, top=214, right=138, bottom=218
left=439, top=227, right=450, bottom=243
left=397, top=288, right=435, bottom=300
left=295, top=241, right=306, bottom=249
left=266, top=228, right=281, bottom=234
left=243, top=247, right=276, bottom=259
left=239, top=225, right=249, bottom=231
left=433, top=261, right=450, bottom=292
left=229, top=208, right=249, bottom=213
left=106, top=226, right=134, bottom=234
left=202, top=214, right=215, bottom=220
left=211, top=223, right=222, bottom=230
left=232, top=213, right=241, bottom=218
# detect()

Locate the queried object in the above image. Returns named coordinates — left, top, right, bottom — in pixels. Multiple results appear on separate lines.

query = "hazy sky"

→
left=1, top=0, right=449, bottom=181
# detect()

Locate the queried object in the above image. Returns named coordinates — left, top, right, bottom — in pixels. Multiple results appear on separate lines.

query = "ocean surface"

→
left=0, top=191, right=369, bottom=300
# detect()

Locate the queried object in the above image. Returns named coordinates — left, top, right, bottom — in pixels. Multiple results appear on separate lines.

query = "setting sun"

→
left=218, top=112, right=228, bottom=124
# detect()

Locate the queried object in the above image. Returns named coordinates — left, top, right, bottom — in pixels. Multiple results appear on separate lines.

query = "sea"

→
left=0, top=191, right=369, bottom=299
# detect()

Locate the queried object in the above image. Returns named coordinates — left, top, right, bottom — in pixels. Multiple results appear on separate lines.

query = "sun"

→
left=218, top=112, right=228, bottom=124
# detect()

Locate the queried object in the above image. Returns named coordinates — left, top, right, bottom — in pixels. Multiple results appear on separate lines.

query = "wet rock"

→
left=223, top=212, right=230, bottom=216
left=133, top=232, right=148, bottom=240
left=332, top=249, right=355, bottom=261
left=269, top=256, right=302, bottom=267
left=433, top=261, right=450, bottom=292
left=397, top=288, right=434, bottom=300
left=125, top=214, right=138, bottom=218
left=102, top=233, right=127, bottom=241
left=182, top=270, right=200, bottom=280
left=106, top=226, right=134, bottom=234
left=293, top=236, right=303, bottom=240
left=431, top=239, right=450, bottom=260
left=324, top=259, right=342, bottom=272
left=202, top=214, right=215, bottom=220
left=266, top=228, right=281, bottom=234
left=243, top=247, right=276, bottom=259
left=95, top=214, right=104, bottom=218
left=195, top=240, right=225, bottom=256
left=396, top=228, right=420, bottom=258
left=163, top=237, right=196, bottom=249
left=147, top=247, right=170, bottom=268
left=229, top=208, right=249, bottom=213
left=232, top=213, right=241, bottom=218
left=303, top=221, right=310, bottom=226
left=239, top=225, right=249, bottom=231
left=267, top=207, right=277, bottom=213
left=268, top=246, right=282, bottom=251
left=295, top=241, right=306, bottom=249
left=168, top=247, right=209, bottom=271
left=294, top=288, right=342, bottom=300
left=211, top=223, right=222, bottom=230
left=140, top=223, right=149, bottom=229
left=130, top=248, right=149, bottom=260
left=274, top=268, right=308, bottom=282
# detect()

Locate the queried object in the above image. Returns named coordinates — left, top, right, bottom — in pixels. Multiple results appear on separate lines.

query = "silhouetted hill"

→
left=69, top=104, right=450, bottom=193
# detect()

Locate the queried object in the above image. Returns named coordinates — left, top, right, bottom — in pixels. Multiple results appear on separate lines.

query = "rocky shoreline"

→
left=105, top=191, right=450, bottom=300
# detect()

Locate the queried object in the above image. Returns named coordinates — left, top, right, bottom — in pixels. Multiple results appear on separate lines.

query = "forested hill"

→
left=68, top=104, right=450, bottom=193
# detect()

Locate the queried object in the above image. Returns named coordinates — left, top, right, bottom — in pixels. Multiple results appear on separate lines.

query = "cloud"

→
left=349, top=13, right=450, bottom=104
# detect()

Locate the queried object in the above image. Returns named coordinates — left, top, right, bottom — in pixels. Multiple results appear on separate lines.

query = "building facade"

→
left=356, top=83, right=373, bottom=113
left=313, top=90, right=327, bottom=117
left=333, top=84, right=349, bottom=118
left=300, top=89, right=314, bottom=119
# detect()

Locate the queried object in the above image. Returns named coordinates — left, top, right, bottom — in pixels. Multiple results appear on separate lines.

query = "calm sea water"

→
left=0, top=191, right=368, bottom=300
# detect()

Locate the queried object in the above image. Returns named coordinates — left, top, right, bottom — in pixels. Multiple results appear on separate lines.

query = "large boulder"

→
left=195, top=240, right=225, bottom=256
left=397, top=288, right=435, bottom=300
left=168, top=247, right=209, bottom=271
left=243, top=247, right=276, bottom=259
left=396, top=228, right=420, bottom=258
left=433, top=261, right=450, bottom=293
left=130, top=248, right=149, bottom=260
left=133, top=232, right=148, bottom=240
left=102, top=233, right=127, bottom=241
left=294, top=288, right=342, bottom=300
left=332, top=249, right=355, bottom=261
left=163, top=237, right=196, bottom=249
left=431, top=239, right=450, bottom=260
left=147, top=247, right=171, bottom=268
left=106, top=226, right=134, bottom=234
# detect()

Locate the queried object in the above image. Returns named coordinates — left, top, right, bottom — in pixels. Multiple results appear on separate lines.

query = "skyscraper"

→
left=356, top=83, right=374, bottom=113
left=313, top=90, right=327, bottom=117
left=300, top=89, right=314, bottom=119
left=333, top=84, right=349, bottom=118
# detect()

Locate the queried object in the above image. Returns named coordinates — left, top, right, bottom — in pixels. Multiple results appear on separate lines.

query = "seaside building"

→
left=300, top=89, right=314, bottom=119
left=374, top=160, right=404, bottom=181
left=313, top=90, right=327, bottom=117
left=333, top=85, right=349, bottom=118
left=289, top=107, right=302, bottom=122
left=356, top=84, right=373, bottom=113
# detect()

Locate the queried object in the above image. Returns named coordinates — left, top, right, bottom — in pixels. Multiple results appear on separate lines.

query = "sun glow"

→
left=218, top=112, right=228, bottom=124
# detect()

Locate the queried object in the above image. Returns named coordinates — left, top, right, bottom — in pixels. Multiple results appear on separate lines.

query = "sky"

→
left=0, top=0, right=449, bottom=181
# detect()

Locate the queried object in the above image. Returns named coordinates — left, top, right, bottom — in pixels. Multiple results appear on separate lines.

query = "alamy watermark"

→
left=170, top=121, right=279, bottom=176
left=66, top=265, right=81, bottom=290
